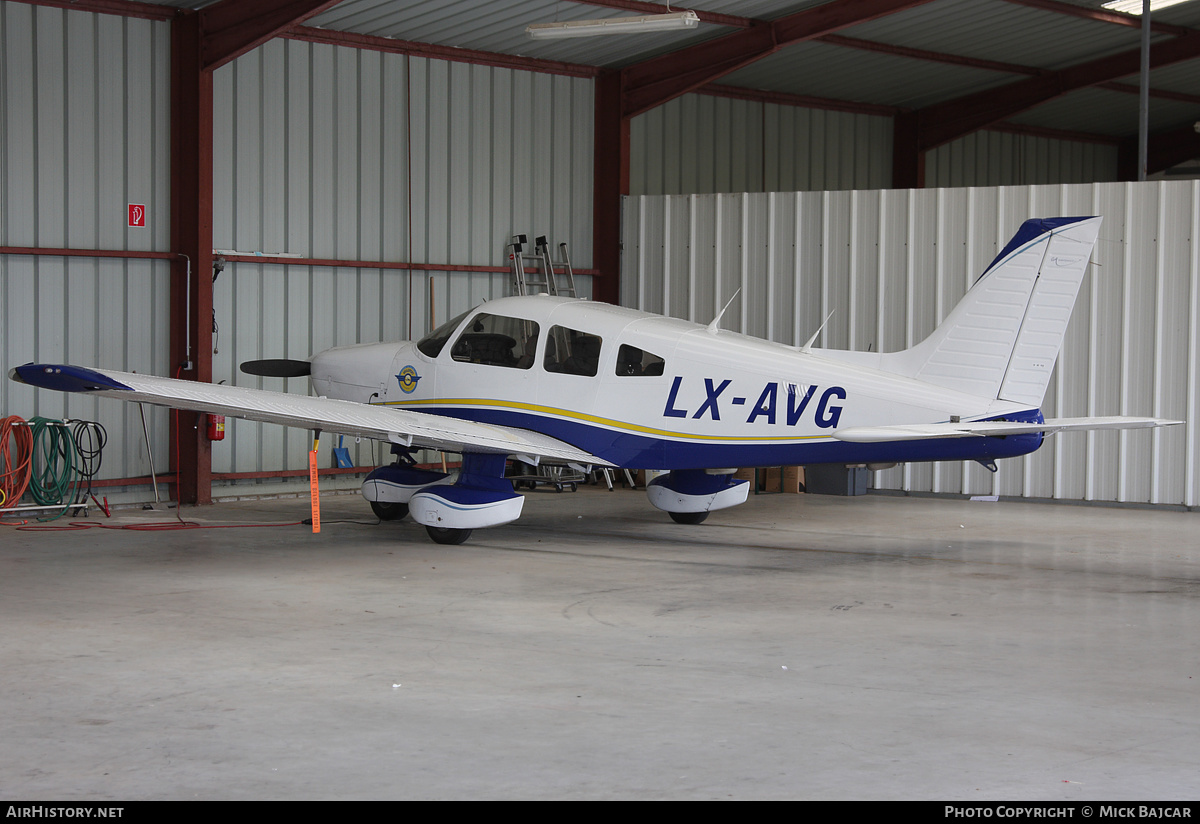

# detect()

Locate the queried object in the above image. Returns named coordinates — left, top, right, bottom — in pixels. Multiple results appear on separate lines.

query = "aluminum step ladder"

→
left=507, top=234, right=577, bottom=298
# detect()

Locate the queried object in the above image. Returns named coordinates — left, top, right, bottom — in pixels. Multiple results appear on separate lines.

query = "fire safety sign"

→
left=128, top=204, right=145, bottom=228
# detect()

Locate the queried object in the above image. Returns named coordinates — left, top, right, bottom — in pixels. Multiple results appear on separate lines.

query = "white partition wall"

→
left=622, top=182, right=1199, bottom=507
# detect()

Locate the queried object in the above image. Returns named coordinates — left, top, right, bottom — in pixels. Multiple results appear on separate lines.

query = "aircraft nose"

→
left=309, top=341, right=409, bottom=403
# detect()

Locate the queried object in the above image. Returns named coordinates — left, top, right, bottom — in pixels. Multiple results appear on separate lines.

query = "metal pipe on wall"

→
left=1138, top=0, right=1151, bottom=182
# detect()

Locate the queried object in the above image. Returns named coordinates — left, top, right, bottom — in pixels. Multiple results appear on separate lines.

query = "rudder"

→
left=885, top=216, right=1102, bottom=404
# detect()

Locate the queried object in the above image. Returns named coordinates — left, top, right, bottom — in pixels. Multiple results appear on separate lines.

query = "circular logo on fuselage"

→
left=396, top=365, right=421, bottom=394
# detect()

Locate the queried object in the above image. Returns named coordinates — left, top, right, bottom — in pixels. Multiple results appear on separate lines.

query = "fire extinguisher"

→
left=206, top=414, right=226, bottom=441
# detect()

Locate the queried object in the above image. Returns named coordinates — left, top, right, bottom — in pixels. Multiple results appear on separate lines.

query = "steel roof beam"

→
left=818, top=32, right=1043, bottom=76
left=1147, top=122, right=1200, bottom=173
left=1101, top=81, right=1200, bottom=105
left=287, top=26, right=601, bottom=77
left=703, top=83, right=899, bottom=117
left=910, top=30, right=1200, bottom=152
left=999, top=0, right=1193, bottom=37
left=197, top=0, right=344, bottom=72
left=13, top=0, right=176, bottom=21
left=619, top=0, right=937, bottom=119
left=570, top=0, right=754, bottom=28
left=819, top=33, right=1200, bottom=104
left=1119, top=122, right=1200, bottom=178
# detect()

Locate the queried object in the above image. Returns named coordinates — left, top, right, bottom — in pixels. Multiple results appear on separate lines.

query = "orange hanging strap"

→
left=308, top=432, right=321, bottom=534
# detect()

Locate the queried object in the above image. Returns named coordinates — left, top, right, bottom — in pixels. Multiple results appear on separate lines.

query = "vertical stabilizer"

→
left=885, top=216, right=1102, bottom=404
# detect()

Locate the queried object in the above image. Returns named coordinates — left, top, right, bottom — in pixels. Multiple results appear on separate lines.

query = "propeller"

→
left=240, top=359, right=312, bottom=378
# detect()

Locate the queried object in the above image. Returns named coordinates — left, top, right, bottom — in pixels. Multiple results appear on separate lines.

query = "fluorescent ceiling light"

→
left=526, top=10, right=700, bottom=39
left=1101, top=0, right=1193, bottom=14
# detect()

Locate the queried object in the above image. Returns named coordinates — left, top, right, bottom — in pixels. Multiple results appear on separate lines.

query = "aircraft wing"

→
left=833, top=416, right=1182, bottom=444
left=9, top=364, right=612, bottom=466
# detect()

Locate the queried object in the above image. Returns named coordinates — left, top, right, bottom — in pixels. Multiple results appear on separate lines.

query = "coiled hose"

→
left=27, top=417, right=80, bottom=516
left=1, top=415, right=107, bottom=520
left=1, top=415, right=34, bottom=509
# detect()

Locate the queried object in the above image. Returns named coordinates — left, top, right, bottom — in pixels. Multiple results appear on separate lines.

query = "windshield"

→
left=416, top=309, right=473, bottom=358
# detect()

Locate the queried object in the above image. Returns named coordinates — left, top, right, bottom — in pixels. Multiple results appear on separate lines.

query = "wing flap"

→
left=10, top=364, right=611, bottom=467
left=834, top=416, right=1182, bottom=444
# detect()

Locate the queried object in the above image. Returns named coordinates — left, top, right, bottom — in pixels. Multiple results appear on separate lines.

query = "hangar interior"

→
left=2, top=0, right=1200, bottom=509
left=1, top=0, right=1199, bottom=800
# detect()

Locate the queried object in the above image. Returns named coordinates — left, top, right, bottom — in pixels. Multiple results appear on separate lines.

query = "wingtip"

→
left=8, top=363, right=132, bottom=393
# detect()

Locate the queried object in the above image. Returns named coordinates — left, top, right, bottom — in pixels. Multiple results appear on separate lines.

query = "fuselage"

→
left=310, top=295, right=1044, bottom=469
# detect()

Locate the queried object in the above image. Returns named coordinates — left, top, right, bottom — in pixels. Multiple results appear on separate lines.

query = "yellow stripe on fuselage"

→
left=387, top=397, right=831, bottom=444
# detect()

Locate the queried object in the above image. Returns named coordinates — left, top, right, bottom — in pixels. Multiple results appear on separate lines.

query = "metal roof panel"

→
left=722, top=40, right=1018, bottom=109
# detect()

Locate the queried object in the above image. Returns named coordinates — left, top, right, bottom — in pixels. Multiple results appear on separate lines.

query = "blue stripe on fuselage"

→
left=417, top=405, right=1046, bottom=469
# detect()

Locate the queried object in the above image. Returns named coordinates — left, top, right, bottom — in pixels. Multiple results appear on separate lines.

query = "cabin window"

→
left=416, top=309, right=472, bottom=358
left=544, top=326, right=602, bottom=377
left=615, top=345, right=665, bottom=377
left=449, top=313, right=539, bottom=369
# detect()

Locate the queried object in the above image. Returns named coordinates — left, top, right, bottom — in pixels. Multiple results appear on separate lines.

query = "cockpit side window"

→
left=544, top=326, right=602, bottom=377
left=615, top=344, right=665, bottom=377
left=448, top=313, right=539, bottom=369
left=416, top=309, right=472, bottom=358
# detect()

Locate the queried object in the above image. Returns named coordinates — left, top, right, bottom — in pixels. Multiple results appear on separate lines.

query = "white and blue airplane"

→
left=9, top=216, right=1180, bottom=543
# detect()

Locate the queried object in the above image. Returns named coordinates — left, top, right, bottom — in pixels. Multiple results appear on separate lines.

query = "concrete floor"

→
left=1, top=485, right=1197, bottom=800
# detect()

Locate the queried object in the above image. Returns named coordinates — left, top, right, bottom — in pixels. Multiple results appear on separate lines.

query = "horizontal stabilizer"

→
left=9, top=363, right=611, bottom=467
left=834, top=416, right=1182, bottom=444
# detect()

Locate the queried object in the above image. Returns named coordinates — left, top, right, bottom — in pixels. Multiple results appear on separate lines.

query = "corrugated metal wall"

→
left=630, top=93, right=893, bottom=195
left=623, top=182, right=1199, bottom=507
left=212, top=39, right=595, bottom=268
left=0, top=3, right=173, bottom=483
left=927, top=130, right=1119, bottom=188
left=1, top=4, right=595, bottom=487
left=210, top=39, right=595, bottom=475
left=631, top=95, right=1119, bottom=195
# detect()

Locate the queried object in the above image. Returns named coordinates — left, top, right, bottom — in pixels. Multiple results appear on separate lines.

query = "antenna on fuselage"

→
left=706, top=290, right=741, bottom=335
left=800, top=311, right=835, bottom=354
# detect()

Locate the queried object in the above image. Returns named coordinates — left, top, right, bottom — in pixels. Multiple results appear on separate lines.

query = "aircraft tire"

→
left=426, top=526, right=473, bottom=545
left=669, top=511, right=709, bottom=525
left=370, top=501, right=409, bottom=521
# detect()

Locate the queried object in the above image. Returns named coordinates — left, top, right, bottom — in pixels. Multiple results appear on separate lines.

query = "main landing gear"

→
left=362, top=452, right=522, bottom=544
left=425, top=526, right=473, bottom=545
left=369, top=501, right=409, bottom=521
left=647, top=469, right=749, bottom=525
left=362, top=449, right=451, bottom=525
left=364, top=456, right=750, bottom=542
left=407, top=453, right=523, bottom=544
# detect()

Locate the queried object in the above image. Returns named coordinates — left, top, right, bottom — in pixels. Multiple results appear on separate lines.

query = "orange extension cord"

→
left=1, top=415, right=34, bottom=511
